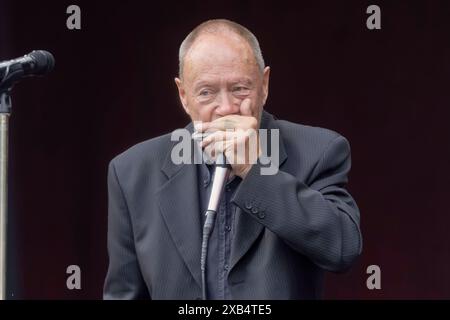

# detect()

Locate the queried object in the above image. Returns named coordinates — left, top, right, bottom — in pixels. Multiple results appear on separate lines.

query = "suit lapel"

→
left=158, top=124, right=203, bottom=288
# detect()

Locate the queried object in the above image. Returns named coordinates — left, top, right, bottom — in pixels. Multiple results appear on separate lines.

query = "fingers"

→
left=202, top=141, right=217, bottom=164
left=197, top=118, right=237, bottom=132
left=202, top=137, right=232, bottom=163
left=195, top=98, right=254, bottom=132
left=200, top=130, right=227, bottom=148
left=200, top=130, right=236, bottom=162
left=194, top=98, right=257, bottom=167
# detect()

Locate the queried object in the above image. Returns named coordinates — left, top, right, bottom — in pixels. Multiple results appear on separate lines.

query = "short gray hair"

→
left=178, top=19, right=265, bottom=78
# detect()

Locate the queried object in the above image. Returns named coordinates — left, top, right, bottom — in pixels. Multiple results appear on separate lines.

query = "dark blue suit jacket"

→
left=103, top=111, right=362, bottom=299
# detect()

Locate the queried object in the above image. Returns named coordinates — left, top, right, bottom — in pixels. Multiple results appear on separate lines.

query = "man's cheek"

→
left=250, top=102, right=260, bottom=117
left=199, top=109, right=214, bottom=122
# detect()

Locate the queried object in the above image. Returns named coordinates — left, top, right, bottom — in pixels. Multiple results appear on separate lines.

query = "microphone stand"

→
left=0, top=50, right=54, bottom=300
left=200, top=153, right=230, bottom=300
left=0, top=89, right=10, bottom=300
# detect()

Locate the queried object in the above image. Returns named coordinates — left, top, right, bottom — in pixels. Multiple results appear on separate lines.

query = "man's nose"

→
left=215, top=91, right=240, bottom=116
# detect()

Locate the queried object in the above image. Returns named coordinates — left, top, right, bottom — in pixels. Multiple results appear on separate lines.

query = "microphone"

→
left=0, top=50, right=55, bottom=91
left=200, top=152, right=231, bottom=300
left=206, top=153, right=231, bottom=224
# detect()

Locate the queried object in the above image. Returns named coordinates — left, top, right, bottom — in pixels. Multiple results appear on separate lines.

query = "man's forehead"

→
left=183, top=33, right=258, bottom=80
left=185, top=33, right=255, bottom=65
left=185, top=61, right=259, bottom=86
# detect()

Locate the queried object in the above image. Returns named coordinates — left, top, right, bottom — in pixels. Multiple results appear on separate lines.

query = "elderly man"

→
left=103, top=19, right=362, bottom=300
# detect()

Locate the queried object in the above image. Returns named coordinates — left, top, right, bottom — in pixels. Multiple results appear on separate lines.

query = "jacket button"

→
left=258, top=211, right=265, bottom=219
left=245, top=201, right=252, bottom=210
left=251, top=206, right=259, bottom=214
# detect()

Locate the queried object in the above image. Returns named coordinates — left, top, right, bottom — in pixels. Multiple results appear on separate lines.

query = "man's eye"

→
left=233, top=87, right=249, bottom=93
left=199, top=90, right=211, bottom=96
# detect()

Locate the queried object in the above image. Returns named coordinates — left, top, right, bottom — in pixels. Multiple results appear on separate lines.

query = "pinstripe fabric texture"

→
left=103, top=111, right=362, bottom=300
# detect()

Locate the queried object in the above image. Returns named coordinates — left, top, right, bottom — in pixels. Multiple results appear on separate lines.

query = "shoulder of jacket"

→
left=109, top=132, right=173, bottom=171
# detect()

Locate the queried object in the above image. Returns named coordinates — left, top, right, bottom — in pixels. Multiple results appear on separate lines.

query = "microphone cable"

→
left=200, top=153, right=230, bottom=300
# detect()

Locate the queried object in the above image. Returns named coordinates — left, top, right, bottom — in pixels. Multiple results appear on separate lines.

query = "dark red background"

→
left=1, top=0, right=449, bottom=299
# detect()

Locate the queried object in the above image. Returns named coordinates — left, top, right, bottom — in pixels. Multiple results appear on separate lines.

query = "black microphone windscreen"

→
left=29, top=50, right=55, bottom=75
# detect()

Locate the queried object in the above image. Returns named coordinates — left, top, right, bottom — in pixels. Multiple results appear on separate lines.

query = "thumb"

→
left=240, top=98, right=252, bottom=117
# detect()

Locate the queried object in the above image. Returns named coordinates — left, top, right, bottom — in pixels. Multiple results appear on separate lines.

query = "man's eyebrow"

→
left=231, top=78, right=253, bottom=86
left=193, top=80, right=217, bottom=90
left=193, top=77, right=254, bottom=90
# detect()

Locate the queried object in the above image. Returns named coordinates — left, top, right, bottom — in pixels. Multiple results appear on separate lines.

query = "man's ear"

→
left=174, top=77, right=190, bottom=115
left=262, top=66, right=270, bottom=106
